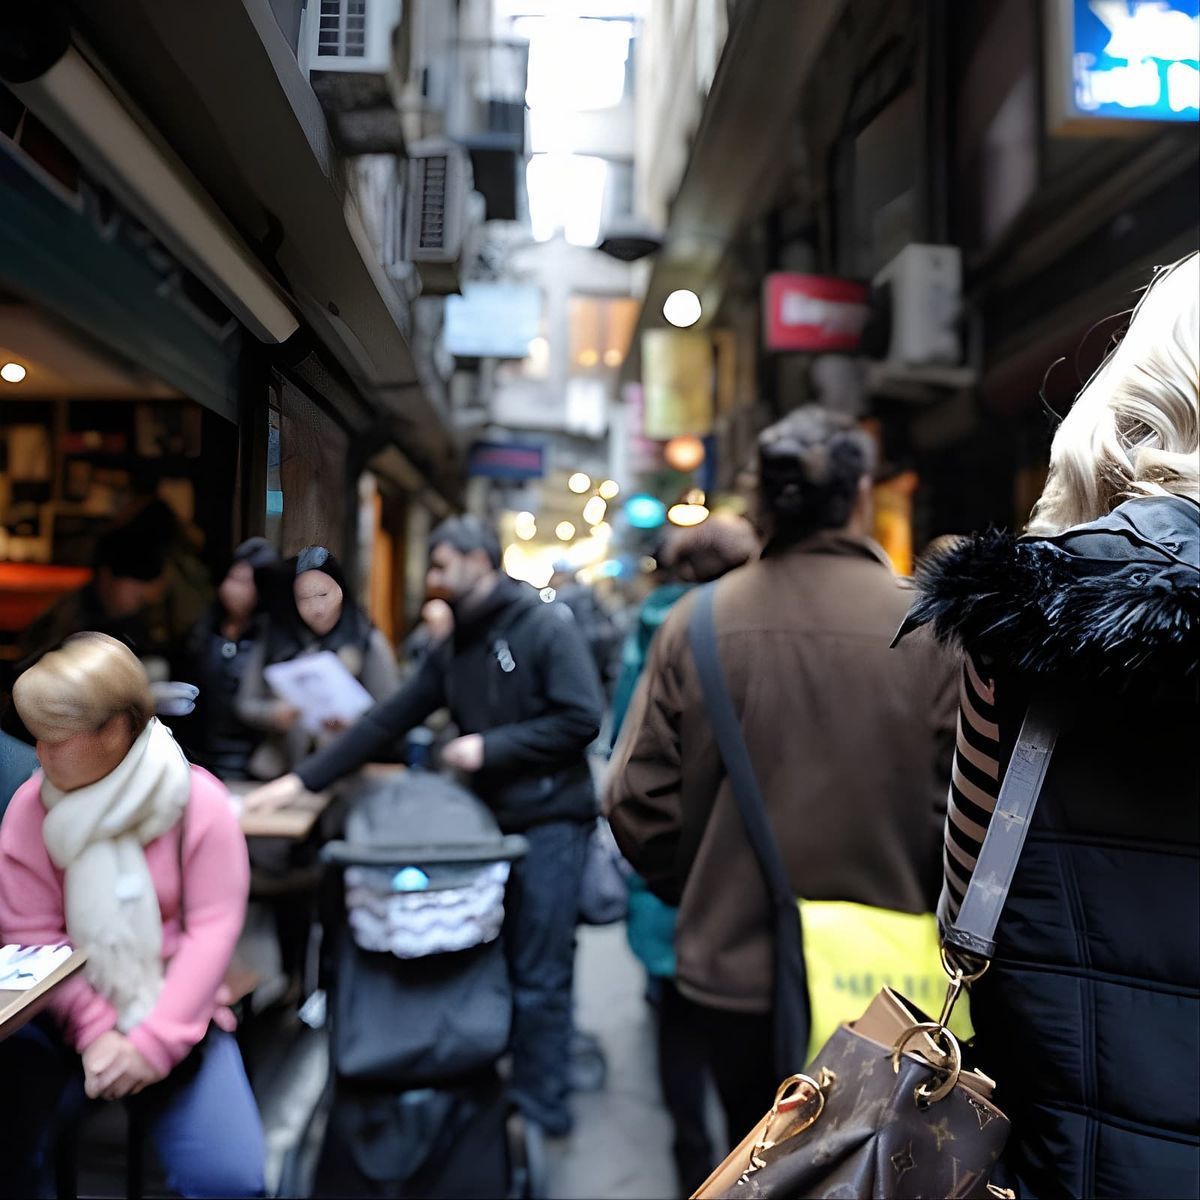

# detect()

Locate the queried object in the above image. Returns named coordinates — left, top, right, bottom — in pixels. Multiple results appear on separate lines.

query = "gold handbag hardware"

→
left=744, top=1067, right=837, bottom=1176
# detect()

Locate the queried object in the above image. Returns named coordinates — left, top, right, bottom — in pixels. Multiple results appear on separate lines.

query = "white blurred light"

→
left=514, top=511, right=538, bottom=541
left=527, top=154, right=609, bottom=245
left=598, top=479, right=620, bottom=500
left=568, top=472, right=592, bottom=494
left=526, top=336, right=550, bottom=375
left=582, top=496, right=607, bottom=526
left=663, top=289, right=702, bottom=328
left=556, top=521, right=577, bottom=541
left=603, top=349, right=622, bottom=367
left=1, top=362, right=27, bottom=383
left=667, top=502, right=709, bottom=527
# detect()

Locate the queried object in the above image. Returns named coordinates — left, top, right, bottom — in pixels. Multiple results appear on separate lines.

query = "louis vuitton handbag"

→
left=688, top=584, right=1058, bottom=1199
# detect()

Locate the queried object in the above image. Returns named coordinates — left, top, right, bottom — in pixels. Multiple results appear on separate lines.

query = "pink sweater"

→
left=0, top=765, right=249, bottom=1077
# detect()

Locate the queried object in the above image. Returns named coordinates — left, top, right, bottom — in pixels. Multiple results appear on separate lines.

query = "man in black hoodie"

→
left=244, top=516, right=604, bottom=1136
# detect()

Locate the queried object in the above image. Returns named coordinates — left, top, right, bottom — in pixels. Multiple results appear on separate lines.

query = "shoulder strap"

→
left=945, top=696, right=1059, bottom=960
left=687, top=584, right=810, bottom=1071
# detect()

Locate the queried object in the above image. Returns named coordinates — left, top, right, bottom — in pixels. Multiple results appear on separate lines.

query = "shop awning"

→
left=61, top=0, right=457, bottom=483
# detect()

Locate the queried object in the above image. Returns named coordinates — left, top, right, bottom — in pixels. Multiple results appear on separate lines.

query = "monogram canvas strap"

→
left=945, top=697, right=1059, bottom=961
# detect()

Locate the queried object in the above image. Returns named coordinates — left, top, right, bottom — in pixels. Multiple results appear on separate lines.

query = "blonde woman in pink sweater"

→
left=0, top=633, right=264, bottom=1198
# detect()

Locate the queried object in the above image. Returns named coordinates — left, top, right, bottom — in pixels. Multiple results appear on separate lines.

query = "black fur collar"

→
left=899, top=497, right=1200, bottom=692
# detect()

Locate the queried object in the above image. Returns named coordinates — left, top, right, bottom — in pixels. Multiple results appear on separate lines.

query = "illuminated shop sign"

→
left=763, top=274, right=870, bottom=353
left=1049, top=0, right=1199, bottom=130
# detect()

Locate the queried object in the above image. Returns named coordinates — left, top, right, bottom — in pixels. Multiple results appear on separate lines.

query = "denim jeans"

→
left=0, top=1020, right=265, bottom=1199
left=503, top=818, right=590, bottom=1136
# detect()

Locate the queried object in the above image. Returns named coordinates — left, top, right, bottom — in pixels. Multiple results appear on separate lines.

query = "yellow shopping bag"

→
left=799, top=899, right=973, bottom=1060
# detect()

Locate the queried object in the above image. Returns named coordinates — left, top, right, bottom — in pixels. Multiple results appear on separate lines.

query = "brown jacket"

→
left=604, top=533, right=957, bottom=1013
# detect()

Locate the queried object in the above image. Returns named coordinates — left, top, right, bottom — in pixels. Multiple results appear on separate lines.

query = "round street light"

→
left=663, top=290, right=702, bottom=329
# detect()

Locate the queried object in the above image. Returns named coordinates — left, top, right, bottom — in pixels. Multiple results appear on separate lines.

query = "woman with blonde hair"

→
left=0, top=633, right=264, bottom=1198
left=898, top=253, right=1200, bottom=1197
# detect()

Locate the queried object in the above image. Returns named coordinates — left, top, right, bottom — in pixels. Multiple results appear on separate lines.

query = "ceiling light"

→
left=663, top=289, right=702, bottom=329
left=568, top=472, right=592, bottom=494
left=598, top=479, right=620, bottom=500
left=556, top=521, right=577, bottom=541
left=603, top=349, right=622, bottom=367
left=578, top=348, right=599, bottom=367
left=1, top=362, right=27, bottom=383
left=582, top=496, right=607, bottom=526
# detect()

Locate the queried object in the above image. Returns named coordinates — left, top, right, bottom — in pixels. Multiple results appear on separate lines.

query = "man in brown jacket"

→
left=604, top=406, right=957, bottom=1145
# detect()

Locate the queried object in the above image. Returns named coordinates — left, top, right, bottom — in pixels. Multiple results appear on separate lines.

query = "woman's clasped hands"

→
left=82, top=1030, right=164, bottom=1100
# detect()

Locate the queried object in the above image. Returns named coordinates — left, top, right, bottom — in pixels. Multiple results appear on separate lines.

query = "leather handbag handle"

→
left=944, top=697, right=1059, bottom=961
left=687, top=583, right=811, bottom=1075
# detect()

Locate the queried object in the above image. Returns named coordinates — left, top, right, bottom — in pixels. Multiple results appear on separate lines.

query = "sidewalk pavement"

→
left=545, top=923, right=679, bottom=1200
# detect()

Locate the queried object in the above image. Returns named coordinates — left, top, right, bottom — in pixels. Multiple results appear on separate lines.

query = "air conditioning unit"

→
left=872, top=244, right=963, bottom=367
left=300, top=0, right=400, bottom=74
left=402, top=139, right=484, bottom=294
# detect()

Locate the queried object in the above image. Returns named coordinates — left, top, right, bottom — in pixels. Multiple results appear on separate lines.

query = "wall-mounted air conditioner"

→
left=401, top=139, right=484, bottom=294
left=300, top=0, right=400, bottom=75
left=873, top=244, right=963, bottom=367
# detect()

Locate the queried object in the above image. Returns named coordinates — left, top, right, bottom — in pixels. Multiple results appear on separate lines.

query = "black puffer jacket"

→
left=296, top=576, right=604, bottom=831
left=905, top=496, right=1200, bottom=1198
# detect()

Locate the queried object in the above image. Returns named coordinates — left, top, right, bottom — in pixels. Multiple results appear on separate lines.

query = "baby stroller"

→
left=311, top=769, right=536, bottom=1199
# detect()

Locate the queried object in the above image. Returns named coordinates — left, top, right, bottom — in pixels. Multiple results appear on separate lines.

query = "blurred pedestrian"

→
left=612, top=513, right=758, bottom=1194
left=15, top=522, right=168, bottom=669
left=402, top=597, right=455, bottom=672
left=605, top=406, right=957, bottom=1145
left=242, top=516, right=605, bottom=1137
left=551, top=567, right=620, bottom=695
left=610, top=515, right=760, bottom=744
left=174, top=537, right=280, bottom=780
left=898, top=252, right=1200, bottom=1199
left=0, top=728, right=37, bottom=821
left=236, top=545, right=398, bottom=779
left=0, top=633, right=263, bottom=1198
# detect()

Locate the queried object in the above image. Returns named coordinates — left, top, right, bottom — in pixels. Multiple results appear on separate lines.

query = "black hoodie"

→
left=295, top=575, right=605, bottom=831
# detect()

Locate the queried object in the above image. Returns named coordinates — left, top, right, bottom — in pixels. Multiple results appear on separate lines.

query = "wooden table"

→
left=230, top=764, right=404, bottom=840
left=0, top=948, right=87, bottom=1041
left=230, top=781, right=332, bottom=840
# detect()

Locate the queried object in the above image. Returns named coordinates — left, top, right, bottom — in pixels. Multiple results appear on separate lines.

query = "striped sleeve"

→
left=938, top=655, right=1002, bottom=925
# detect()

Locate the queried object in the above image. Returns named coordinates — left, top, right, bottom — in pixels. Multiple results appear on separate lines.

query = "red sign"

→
left=763, top=273, right=869, bottom=352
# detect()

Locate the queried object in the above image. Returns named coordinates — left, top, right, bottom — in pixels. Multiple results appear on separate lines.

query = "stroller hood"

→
left=323, top=770, right=528, bottom=868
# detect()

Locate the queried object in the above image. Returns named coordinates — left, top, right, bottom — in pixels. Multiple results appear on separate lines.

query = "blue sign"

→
left=443, top=283, right=542, bottom=359
left=467, top=441, right=545, bottom=481
left=1071, top=0, right=1199, bottom=122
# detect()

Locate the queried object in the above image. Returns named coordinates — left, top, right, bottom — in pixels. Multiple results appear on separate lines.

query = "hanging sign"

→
left=763, top=274, right=870, bottom=353
left=1047, top=0, right=1200, bottom=132
left=467, top=440, right=545, bottom=480
left=641, top=330, right=714, bottom=439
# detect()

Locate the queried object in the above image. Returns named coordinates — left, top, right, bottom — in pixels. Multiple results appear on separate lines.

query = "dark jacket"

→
left=296, top=576, right=604, bottom=832
left=904, top=495, right=1200, bottom=1198
left=604, top=532, right=958, bottom=1013
left=174, top=609, right=271, bottom=780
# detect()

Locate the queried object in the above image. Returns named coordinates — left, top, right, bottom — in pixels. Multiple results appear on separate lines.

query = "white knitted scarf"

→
left=40, top=718, right=191, bottom=1032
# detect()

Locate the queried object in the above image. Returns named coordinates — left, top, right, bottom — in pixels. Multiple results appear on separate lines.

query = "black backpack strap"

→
left=945, top=697, right=1059, bottom=961
left=687, top=584, right=811, bottom=1074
